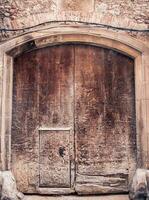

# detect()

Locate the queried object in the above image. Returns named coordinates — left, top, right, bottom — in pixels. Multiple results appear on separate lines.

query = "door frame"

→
left=0, top=24, right=149, bottom=194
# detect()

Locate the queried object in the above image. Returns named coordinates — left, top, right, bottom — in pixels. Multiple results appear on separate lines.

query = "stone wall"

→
left=0, top=0, right=149, bottom=44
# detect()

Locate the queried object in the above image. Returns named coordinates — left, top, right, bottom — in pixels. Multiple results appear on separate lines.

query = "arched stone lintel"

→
left=0, top=25, right=148, bottom=177
left=1, top=27, right=145, bottom=58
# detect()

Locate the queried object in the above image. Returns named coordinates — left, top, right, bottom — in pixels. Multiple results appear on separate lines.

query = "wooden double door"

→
left=12, top=44, right=137, bottom=194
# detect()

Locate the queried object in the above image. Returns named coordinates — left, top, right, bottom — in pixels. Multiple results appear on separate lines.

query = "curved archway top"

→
left=0, top=25, right=149, bottom=58
left=0, top=24, right=149, bottom=173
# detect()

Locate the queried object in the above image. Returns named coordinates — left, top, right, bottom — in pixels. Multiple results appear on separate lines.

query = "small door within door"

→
left=39, top=129, right=71, bottom=188
left=11, top=45, right=75, bottom=194
left=11, top=44, right=136, bottom=194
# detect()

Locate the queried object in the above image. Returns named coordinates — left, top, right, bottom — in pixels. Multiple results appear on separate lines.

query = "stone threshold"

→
left=24, top=194, right=129, bottom=200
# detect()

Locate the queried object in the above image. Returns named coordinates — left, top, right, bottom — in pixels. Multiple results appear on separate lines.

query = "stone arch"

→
left=0, top=24, right=149, bottom=174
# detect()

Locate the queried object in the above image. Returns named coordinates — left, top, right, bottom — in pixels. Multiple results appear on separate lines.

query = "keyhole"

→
left=59, top=146, right=65, bottom=158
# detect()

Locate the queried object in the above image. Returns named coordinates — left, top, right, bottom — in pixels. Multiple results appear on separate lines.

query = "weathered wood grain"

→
left=11, top=45, right=75, bottom=193
left=11, top=44, right=136, bottom=195
left=37, top=45, right=74, bottom=188
left=39, top=130, right=71, bottom=188
left=38, top=45, right=74, bottom=128
left=12, top=50, right=39, bottom=193
left=74, top=45, right=136, bottom=194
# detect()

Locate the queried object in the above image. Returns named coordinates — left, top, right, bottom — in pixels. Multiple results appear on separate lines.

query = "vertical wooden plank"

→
left=38, top=45, right=74, bottom=129
left=12, top=44, right=75, bottom=193
left=12, top=50, right=39, bottom=193
left=75, top=45, right=136, bottom=194
left=38, top=45, right=75, bottom=188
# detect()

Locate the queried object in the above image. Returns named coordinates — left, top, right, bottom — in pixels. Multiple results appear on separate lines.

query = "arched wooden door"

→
left=11, top=44, right=137, bottom=194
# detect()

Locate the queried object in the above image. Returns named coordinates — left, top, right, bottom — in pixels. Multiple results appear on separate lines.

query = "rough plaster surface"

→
left=0, top=0, right=148, bottom=42
left=58, top=0, right=95, bottom=11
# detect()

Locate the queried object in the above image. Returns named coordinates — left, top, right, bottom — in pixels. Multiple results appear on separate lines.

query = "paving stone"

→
left=24, top=195, right=129, bottom=200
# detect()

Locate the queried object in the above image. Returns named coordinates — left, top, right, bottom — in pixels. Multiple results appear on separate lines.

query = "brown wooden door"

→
left=12, top=45, right=75, bottom=194
left=12, top=44, right=136, bottom=194
left=74, top=45, right=136, bottom=194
